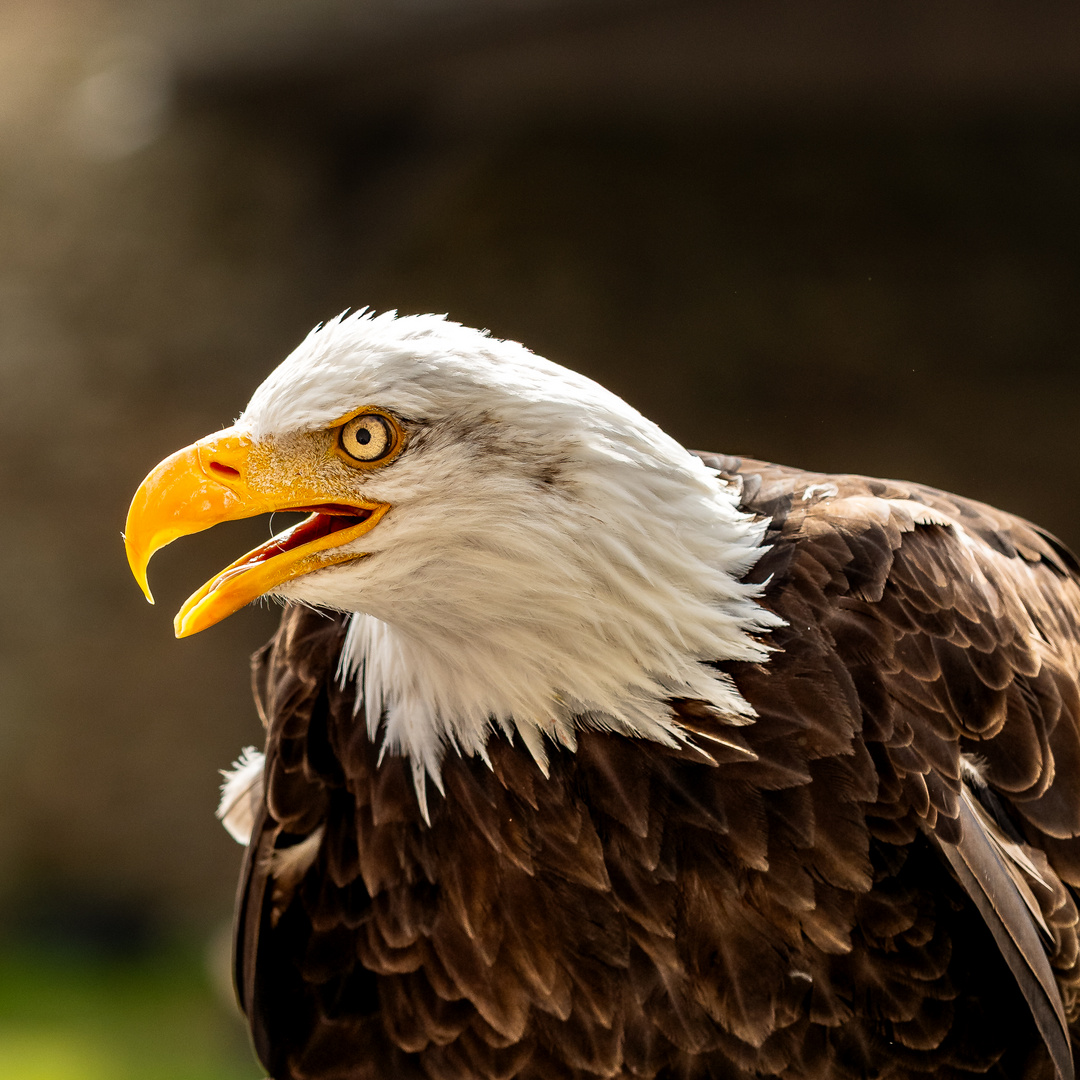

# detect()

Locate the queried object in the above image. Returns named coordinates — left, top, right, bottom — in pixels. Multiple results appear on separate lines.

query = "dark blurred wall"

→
left=1, top=0, right=1078, bottom=936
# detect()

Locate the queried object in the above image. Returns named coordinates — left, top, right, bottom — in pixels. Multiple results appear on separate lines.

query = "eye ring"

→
left=335, top=411, right=402, bottom=466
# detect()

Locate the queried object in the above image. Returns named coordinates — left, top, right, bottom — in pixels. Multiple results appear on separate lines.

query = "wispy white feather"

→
left=217, top=747, right=264, bottom=845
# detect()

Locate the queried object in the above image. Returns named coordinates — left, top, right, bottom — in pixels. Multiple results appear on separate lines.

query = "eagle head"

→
left=126, top=311, right=777, bottom=792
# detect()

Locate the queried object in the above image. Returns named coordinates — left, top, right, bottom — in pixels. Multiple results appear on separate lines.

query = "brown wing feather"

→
left=706, top=452, right=1080, bottom=1075
left=233, top=453, right=1080, bottom=1080
left=940, top=789, right=1072, bottom=1079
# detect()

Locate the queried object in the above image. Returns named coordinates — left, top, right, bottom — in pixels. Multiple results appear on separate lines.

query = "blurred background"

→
left=1, top=0, right=1079, bottom=1075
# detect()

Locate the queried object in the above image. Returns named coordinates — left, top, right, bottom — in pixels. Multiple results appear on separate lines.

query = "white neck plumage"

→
left=336, top=463, right=779, bottom=818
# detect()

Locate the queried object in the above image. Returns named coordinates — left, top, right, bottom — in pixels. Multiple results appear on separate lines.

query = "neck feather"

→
left=337, top=466, right=779, bottom=818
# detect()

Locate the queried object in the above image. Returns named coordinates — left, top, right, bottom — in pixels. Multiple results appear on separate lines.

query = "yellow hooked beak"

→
left=124, top=429, right=388, bottom=638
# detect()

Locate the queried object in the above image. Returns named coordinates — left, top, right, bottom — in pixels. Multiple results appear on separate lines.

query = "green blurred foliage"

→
left=0, top=944, right=261, bottom=1080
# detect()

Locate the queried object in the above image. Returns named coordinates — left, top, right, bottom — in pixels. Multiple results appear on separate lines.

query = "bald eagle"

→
left=125, top=311, right=1080, bottom=1080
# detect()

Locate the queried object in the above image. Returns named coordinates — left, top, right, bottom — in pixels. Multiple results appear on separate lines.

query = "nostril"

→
left=209, top=461, right=241, bottom=479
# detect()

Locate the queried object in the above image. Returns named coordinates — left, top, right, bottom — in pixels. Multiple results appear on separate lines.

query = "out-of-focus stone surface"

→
left=0, top=0, right=1078, bottom=932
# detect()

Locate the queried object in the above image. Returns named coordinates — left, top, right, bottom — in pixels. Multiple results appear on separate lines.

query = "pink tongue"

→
left=249, top=510, right=369, bottom=566
left=200, top=507, right=374, bottom=600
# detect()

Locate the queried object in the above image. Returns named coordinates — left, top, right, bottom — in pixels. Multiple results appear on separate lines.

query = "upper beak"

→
left=124, top=428, right=388, bottom=637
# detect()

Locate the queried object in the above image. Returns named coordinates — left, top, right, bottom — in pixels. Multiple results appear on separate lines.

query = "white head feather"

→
left=238, top=311, right=780, bottom=811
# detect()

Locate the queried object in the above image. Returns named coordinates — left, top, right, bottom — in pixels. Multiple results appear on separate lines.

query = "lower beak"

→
left=124, top=429, right=388, bottom=637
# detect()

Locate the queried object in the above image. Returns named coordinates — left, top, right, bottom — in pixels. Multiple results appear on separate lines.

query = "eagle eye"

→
left=338, top=412, right=397, bottom=464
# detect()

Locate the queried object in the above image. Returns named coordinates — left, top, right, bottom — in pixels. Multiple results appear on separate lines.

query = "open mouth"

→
left=173, top=501, right=389, bottom=638
left=224, top=505, right=377, bottom=579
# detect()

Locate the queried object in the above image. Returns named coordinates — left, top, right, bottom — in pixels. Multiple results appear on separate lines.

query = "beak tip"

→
left=132, top=570, right=154, bottom=605
left=124, top=535, right=155, bottom=605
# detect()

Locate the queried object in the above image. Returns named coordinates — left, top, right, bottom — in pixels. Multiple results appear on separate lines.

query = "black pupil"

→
left=357, top=427, right=373, bottom=446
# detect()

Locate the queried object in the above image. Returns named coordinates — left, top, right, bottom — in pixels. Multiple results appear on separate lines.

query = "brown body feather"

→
left=234, top=455, right=1080, bottom=1079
